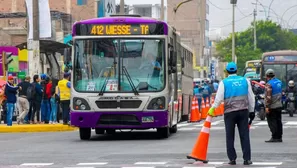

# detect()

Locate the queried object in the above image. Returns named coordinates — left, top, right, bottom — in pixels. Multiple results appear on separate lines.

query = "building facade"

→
left=167, top=0, right=209, bottom=78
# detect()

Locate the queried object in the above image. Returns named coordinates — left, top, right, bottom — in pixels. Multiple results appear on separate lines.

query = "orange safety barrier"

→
left=187, top=115, right=213, bottom=163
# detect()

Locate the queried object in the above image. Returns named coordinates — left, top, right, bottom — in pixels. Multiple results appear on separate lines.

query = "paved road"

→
left=0, top=114, right=296, bottom=168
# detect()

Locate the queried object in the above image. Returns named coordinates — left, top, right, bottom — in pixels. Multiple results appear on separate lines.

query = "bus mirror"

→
left=172, top=51, right=177, bottom=66
left=171, top=66, right=177, bottom=73
left=169, top=50, right=174, bottom=66
left=181, top=58, right=185, bottom=68
left=64, top=48, right=71, bottom=63
left=256, top=67, right=260, bottom=74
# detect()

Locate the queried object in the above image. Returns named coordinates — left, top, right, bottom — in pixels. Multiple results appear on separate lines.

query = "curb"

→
left=0, top=124, right=78, bottom=133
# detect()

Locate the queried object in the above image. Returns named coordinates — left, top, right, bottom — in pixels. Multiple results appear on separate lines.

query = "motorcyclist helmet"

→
left=265, top=69, right=275, bottom=77
left=260, top=81, right=266, bottom=85
left=288, top=80, right=295, bottom=87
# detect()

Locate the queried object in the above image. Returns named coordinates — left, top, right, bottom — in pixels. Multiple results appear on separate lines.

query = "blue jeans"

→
left=41, top=99, right=50, bottom=122
left=197, top=98, right=202, bottom=111
left=6, top=103, right=15, bottom=126
left=50, top=98, right=57, bottom=122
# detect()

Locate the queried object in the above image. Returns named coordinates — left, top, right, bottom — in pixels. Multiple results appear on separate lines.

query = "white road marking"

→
left=20, top=163, right=54, bottom=166
left=65, top=167, right=95, bottom=168
left=254, top=121, right=268, bottom=126
left=177, top=123, right=191, bottom=128
left=252, top=162, right=282, bottom=165
left=77, top=162, right=108, bottom=166
left=243, top=167, right=276, bottom=168
left=179, top=127, right=196, bottom=131
left=122, top=167, right=155, bottom=168
left=195, top=120, right=224, bottom=127
left=285, top=121, right=297, bottom=125
left=207, top=162, right=224, bottom=165
left=183, top=167, right=216, bottom=168
left=134, top=162, right=166, bottom=165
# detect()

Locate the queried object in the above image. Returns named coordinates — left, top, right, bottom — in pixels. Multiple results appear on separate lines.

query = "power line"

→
left=237, top=7, right=249, bottom=17
left=207, top=0, right=230, bottom=11
left=217, top=13, right=253, bottom=28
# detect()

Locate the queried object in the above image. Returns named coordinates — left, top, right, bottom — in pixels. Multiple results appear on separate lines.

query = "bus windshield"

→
left=73, top=38, right=165, bottom=93
left=262, top=64, right=297, bottom=88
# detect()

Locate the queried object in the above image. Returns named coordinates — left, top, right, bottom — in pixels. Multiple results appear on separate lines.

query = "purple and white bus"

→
left=70, top=15, right=193, bottom=140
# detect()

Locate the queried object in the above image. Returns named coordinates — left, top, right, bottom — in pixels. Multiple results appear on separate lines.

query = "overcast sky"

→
left=115, top=0, right=297, bottom=36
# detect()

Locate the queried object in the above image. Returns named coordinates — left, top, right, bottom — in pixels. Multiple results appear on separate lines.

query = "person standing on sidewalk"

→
left=49, top=79, right=59, bottom=124
left=207, top=62, right=255, bottom=165
left=30, top=75, right=43, bottom=124
left=58, top=73, right=71, bottom=125
left=264, top=69, right=283, bottom=143
left=5, top=76, right=21, bottom=126
left=16, top=76, right=31, bottom=124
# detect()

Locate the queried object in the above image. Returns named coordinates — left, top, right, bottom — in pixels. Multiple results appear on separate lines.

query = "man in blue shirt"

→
left=208, top=62, right=255, bottom=165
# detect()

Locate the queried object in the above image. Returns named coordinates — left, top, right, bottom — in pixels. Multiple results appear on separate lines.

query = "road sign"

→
left=105, top=0, right=115, bottom=16
left=18, top=72, right=26, bottom=79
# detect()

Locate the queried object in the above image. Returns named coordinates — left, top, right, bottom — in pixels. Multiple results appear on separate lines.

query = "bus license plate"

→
left=142, top=116, right=154, bottom=123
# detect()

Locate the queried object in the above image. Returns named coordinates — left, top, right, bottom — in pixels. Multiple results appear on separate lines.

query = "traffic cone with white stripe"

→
left=189, top=97, right=200, bottom=122
left=187, top=115, right=213, bottom=163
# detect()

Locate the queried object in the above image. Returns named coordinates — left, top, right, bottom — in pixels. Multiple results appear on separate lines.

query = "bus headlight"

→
left=73, top=97, right=91, bottom=110
left=80, top=104, right=86, bottom=110
left=75, top=99, right=82, bottom=106
left=147, top=97, right=165, bottom=110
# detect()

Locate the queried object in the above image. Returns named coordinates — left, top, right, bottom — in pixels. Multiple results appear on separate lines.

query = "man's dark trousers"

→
left=266, top=108, right=283, bottom=139
left=224, top=109, right=251, bottom=161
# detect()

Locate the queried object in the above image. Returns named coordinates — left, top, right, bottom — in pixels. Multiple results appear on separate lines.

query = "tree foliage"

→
left=216, top=20, right=297, bottom=73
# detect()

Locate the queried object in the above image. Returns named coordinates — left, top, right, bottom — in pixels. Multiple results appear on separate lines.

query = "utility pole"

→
left=27, top=0, right=40, bottom=79
left=253, top=0, right=257, bottom=51
left=232, top=3, right=235, bottom=63
left=160, top=0, right=164, bottom=20
left=120, top=0, right=125, bottom=14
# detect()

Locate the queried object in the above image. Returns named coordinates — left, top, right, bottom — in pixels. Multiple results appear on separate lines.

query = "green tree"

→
left=215, top=20, right=297, bottom=73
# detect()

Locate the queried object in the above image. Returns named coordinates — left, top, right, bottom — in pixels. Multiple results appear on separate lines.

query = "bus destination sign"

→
left=75, top=23, right=165, bottom=36
left=264, top=55, right=297, bottom=62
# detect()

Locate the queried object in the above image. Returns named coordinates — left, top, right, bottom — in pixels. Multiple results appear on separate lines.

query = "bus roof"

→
left=72, top=16, right=168, bottom=37
left=262, top=50, right=297, bottom=56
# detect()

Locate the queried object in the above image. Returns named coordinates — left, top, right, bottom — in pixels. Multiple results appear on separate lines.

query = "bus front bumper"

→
left=70, top=111, right=168, bottom=129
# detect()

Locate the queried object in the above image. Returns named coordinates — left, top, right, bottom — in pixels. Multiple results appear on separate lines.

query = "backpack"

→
left=26, top=83, right=36, bottom=100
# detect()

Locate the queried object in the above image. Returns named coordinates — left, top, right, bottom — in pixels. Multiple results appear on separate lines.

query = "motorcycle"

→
left=255, top=93, right=266, bottom=120
left=286, top=92, right=295, bottom=117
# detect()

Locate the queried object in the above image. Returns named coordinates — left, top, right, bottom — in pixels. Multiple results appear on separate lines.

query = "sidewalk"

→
left=0, top=123, right=77, bottom=133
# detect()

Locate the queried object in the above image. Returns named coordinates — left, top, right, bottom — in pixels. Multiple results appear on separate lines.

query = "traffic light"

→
left=2, top=52, right=13, bottom=71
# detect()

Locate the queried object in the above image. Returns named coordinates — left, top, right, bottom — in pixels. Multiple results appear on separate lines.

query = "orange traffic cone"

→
left=205, top=98, right=210, bottom=112
left=195, top=98, right=201, bottom=121
left=187, top=115, right=213, bottom=163
left=189, top=97, right=199, bottom=122
left=201, top=99, right=207, bottom=119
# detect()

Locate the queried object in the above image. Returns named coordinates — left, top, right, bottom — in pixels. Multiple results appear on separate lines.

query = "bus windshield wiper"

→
left=98, top=65, right=114, bottom=96
left=122, top=66, right=139, bottom=95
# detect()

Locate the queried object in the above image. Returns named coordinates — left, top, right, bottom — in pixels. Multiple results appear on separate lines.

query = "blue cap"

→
left=64, top=72, right=71, bottom=78
left=40, top=74, right=47, bottom=80
left=226, top=62, right=237, bottom=72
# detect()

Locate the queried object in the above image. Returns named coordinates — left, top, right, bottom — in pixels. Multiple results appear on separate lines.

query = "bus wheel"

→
left=95, top=128, right=105, bottom=134
left=106, top=129, right=116, bottom=134
left=157, top=127, right=170, bottom=138
left=170, top=125, right=177, bottom=133
left=79, top=128, right=91, bottom=140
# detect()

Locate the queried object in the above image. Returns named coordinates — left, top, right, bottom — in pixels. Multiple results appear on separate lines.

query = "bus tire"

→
left=79, top=128, right=91, bottom=140
left=95, top=128, right=105, bottom=134
left=157, top=127, right=170, bottom=138
left=170, top=125, right=177, bottom=133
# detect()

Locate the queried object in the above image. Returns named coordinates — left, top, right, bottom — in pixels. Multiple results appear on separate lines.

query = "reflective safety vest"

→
left=222, top=75, right=249, bottom=113
left=267, top=78, right=282, bottom=109
left=58, top=79, right=70, bottom=101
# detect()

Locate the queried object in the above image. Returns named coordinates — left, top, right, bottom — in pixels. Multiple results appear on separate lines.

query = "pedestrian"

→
left=49, top=79, right=59, bottom=124
left=16, top=76, right=31, bottom=124
left=264, top=69, right=283, bottom=143
left=5, top=76, right=21, bottom=126
left=41, top=76, right=50, bottom=124
left=30, top=75, right=43, bottom=124
left=58, top=72, right=71, bottom=125
left=207, top=62, right=255, bottom=165
left=202, top=80, right=211, bottom=104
